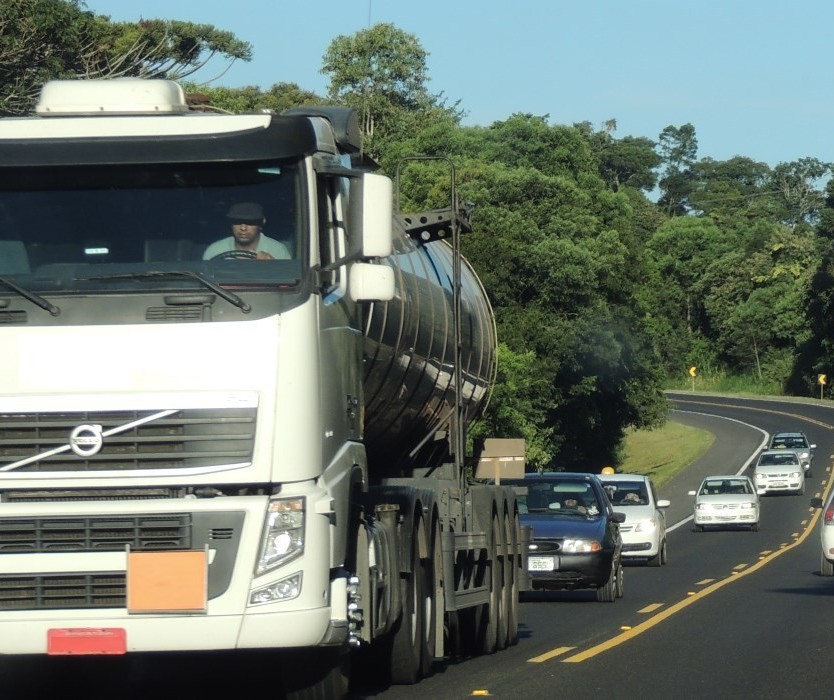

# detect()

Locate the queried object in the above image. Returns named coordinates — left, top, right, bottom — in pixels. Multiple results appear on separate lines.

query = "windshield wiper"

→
left=0, top=276, right=60, bottom=316
left=76, top=271, right=251, bottom=313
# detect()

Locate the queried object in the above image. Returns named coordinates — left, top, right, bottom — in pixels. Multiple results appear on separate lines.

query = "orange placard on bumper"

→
left=126, top=549, right=208, bottom=613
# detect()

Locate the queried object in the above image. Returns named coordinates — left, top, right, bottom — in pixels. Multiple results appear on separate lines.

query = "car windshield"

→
left=603, top=481, right=649, bottom=506
left=700, top=479, right=751, bottom=495
left=0, top=160, right=304, bottom=293
left=758, top=453, right=799, bottom=466
left=771, top=435, right=808, bottom=449
left=509, top=479, right=601, bottom=516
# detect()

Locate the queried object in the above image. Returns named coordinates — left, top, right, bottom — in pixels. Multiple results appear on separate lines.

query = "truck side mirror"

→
left=350, top=173, right=393, bottom=259
left=349, top=263, right=394, bottom=302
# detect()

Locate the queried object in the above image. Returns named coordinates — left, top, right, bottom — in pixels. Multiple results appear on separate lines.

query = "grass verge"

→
left=619, top=419, right=714, bottom=489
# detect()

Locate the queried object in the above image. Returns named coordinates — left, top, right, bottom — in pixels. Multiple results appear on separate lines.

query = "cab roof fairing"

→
left=0, top=115, right=323, bottom=168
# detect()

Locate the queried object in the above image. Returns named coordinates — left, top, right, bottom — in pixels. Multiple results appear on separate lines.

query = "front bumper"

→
left=694, top=511, right=758, bottom=526
left=759, top=480, right=803, bottom=493
left=527, top=550, right=614, bottom=589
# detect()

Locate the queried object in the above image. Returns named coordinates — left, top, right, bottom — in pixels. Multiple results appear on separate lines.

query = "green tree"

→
left=657, top=123, right=698, bottom=216
left=0, top=0, right=252, bottom=114
left=321, top=23, right=460, bottom=159
left=181, top=82, right=322, bottom=114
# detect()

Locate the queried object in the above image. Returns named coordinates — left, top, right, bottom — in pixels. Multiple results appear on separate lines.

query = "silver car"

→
left=689, top=475, right=760, bottom=532
left=768, top=432, right=815, bottom=476
left=754, top=450, right=805, bottom=495
left=598, top=473, right=669, bottom=566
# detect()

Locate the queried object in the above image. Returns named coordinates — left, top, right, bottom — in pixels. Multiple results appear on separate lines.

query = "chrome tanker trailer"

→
left=0, top=78, right=526, bottom=698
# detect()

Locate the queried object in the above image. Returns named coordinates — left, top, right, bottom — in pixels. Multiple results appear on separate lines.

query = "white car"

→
left=768, top=432, right=815, bottom=476
left=689, top=475, right=760, bottom=532
left=598, top=473, right=670, bottom=566
left=811, top=493, right=834, bottom=575
left=754, top=450, right=805, bottom=495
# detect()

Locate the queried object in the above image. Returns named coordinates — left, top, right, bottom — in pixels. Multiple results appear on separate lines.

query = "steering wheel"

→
left=211, top=250, right=258, bottom=260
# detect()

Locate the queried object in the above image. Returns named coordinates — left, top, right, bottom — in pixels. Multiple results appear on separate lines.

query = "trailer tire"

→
left=473, top=513, right=501, bottom=655
left=494, top=513, right=509, bottom=651
left=390, top=519, right=425, bottom=684
left=505, top=511, right=520, bottom=646
left=421, top=519, right=442, bottom=677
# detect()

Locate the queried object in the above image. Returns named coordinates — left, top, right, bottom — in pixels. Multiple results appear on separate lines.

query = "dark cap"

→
left=226, top=202, right=264, bottom=223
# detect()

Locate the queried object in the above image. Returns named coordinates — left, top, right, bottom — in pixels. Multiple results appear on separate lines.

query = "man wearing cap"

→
left=203, top=202, right=291, bottom=260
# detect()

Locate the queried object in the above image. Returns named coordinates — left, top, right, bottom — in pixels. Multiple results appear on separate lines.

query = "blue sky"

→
left=84, top=0, right=833, bottom=168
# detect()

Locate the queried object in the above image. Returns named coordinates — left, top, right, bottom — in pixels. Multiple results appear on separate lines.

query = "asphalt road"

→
left=357, top=392, right=834, bottom=699
left=3, top=393, right=833, bottom=699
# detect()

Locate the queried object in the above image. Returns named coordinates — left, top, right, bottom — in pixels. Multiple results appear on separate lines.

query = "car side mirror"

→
left=811, top=444, right=817, bottom=449
left=811, top=497, right=824, bottom=509
left=687, top=490, right=696, bottom=496
left=656, top=499, right=671, bottom=508
left=612, top=511, right=626, bottom=524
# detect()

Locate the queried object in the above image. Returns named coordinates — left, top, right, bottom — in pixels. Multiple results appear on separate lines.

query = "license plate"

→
left=528, top=555, right=557, bottom=572
left=48, top=628, right=126, bottom=656
left=771, top=482, right=786, bottom=487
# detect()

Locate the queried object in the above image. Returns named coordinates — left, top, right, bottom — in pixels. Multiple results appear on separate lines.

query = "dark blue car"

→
left=505, top=472, right=624, bottom=601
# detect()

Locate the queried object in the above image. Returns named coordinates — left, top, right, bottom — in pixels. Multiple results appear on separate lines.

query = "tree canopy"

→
left=7, top=5, right=834, bottom=468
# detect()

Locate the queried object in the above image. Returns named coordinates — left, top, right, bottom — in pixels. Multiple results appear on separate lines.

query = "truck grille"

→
left=0, top=511, right=244, bottom=610
left=0, top=573, right=125, bottom=610
left=0, top=514, right=191, bottom=553
left=0, top=408, right=255, bottom=472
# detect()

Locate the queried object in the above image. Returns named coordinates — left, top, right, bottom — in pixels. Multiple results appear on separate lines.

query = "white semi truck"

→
left=0, top=78, right=526, bottom=697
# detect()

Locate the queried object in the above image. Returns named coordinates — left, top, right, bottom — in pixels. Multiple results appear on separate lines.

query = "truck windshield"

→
left=0, top=160, right=304, bottom=293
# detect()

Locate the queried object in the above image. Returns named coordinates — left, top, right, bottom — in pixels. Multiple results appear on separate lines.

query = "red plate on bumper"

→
left=48, top=628, right=126, bottom=655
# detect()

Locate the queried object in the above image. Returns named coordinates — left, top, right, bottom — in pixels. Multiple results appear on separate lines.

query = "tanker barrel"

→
left=362, top=212, right=497, bottom=477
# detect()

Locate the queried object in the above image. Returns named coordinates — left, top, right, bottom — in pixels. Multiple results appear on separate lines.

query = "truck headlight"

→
left=256, top=497, right=305, bottom=575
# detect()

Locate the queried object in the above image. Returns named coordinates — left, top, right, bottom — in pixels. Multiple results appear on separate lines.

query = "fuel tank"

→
left=362, top=216, right=497, bottom=475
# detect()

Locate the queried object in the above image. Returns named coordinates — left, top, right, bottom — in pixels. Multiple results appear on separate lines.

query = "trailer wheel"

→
left=494, top=513, right=509, bottom=651
left=505, top=511, right=520, bottom=646
left=281, top=647, right=350, bottom=700
left=421, top=519, right=442, bottom=677
left=473, top=513, right=502, bottom=655
left=390, top=518, right=425, bottom=684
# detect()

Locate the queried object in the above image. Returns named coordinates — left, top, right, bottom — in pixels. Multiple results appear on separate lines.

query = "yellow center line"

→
left=559, top=505, right=824, bottom=664
left=532, top=400, right=834, bottom=667
left=528, top=646, right=575, bottom=663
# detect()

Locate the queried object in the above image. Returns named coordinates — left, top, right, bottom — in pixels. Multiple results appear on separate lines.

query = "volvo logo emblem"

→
left=69, top=424, right=104, bottom=457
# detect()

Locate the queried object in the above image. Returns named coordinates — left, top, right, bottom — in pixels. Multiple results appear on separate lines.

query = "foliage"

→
left=180, top=81, right=323, bottom=114
left=321, top=23, right=461, bottom=160
left=8, top=10, right=834, bottom=469
left=0, top=0, right=251, bottom=114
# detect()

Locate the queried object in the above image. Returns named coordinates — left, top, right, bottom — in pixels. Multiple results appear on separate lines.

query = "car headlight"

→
left=256, top=497, right=305, bottom=575
left=634, top=518, right=657, bottom=533
left=696, top=502, right=710, bottom=510
left=800, top=452, right=810, bottom=460
left=561, top=539, right=601, bottom=553
left=791, top=471, right=802, bottom=478
left=754, top=472, right=766, bottom=480
left=740, top=502, right=756, bottom=510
